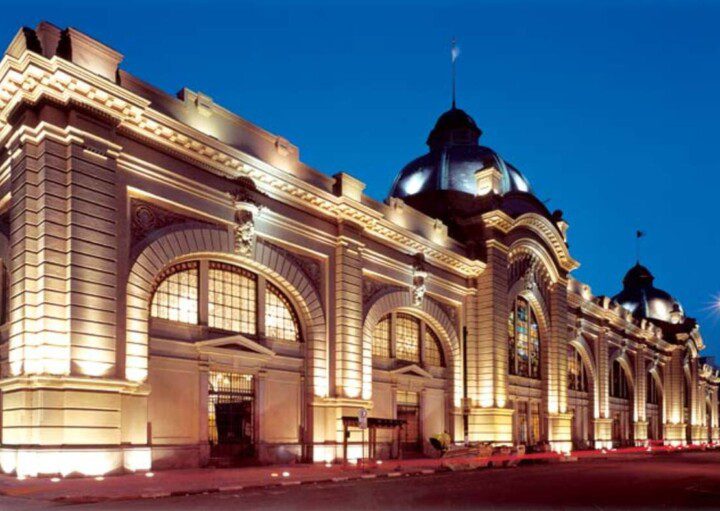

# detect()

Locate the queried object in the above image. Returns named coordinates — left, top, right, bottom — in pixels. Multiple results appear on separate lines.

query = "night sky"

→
left=4, top=1, right=719, bottom=357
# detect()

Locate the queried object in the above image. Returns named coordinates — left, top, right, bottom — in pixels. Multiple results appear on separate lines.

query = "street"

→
left=3, top=451, right=716, bottom=511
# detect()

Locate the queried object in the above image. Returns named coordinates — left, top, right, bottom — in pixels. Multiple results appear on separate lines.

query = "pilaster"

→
left=333, top=222, right=365, bottom=400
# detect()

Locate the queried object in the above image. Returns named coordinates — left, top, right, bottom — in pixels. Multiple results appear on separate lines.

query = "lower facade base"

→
left=0, top=446, right=152, bottom=477
left=467, top=407, right=514, bottom=445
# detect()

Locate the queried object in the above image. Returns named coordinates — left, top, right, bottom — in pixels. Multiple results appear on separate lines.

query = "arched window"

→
left=610, top=359, right=630, bottom=399
left=150, top=262, right=199, bottom=324
left=508, top=296, right=540, bottom=379
left=150, top=260, right=301, bottom=342
left=647, top=372, right=659, bottom=405
left=371, top=312, right=445, bottom=368
left=567, top=345, right=588, bottom=392
left=265, top=283, right=300, bottom=342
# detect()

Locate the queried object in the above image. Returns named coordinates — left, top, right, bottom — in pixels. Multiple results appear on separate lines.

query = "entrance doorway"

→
left=397, top=390, right=420, bottom=453
left=208, top=371, right=255, bottom=464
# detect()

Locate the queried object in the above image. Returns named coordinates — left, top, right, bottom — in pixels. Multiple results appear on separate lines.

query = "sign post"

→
left=358, top=408, right=368, bottom=469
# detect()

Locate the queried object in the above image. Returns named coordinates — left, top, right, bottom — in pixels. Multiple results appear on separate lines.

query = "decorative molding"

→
left=263, top=239, right=322, bottom=292
left=482, top=210, right=579, bottom=272
left=428, top=296, right=458, bottom=328
left=130, top=199, right=216, bottom=248
left=362, top=278, right=404, bottom=311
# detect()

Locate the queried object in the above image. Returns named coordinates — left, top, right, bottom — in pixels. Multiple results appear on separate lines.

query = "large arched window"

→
left=508, top=296, right=540, bottom=379
left=371, top=312, right=445, bottom=368
left=567, top=345, right=588, bottom=392
left=610, top=359, right=630, bottom=399
left=150, top=260, right=301, bottom=342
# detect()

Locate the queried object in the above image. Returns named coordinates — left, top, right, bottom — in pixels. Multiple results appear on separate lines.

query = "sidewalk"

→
left=0, top=443, right=715, bottom=505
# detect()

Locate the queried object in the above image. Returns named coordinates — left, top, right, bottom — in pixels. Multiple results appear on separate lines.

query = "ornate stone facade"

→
left=0, top=23, right=716, bottom=478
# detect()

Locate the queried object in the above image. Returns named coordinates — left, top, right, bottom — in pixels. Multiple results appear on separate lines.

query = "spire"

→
left=451, top=38, right=460, bottom=109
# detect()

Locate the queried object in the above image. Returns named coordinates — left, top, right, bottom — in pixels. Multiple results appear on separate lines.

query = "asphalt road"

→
left=5, top=451, right=720, bottom=510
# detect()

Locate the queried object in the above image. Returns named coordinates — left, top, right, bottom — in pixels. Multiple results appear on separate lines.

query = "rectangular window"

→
left=208, top=263, right=257, bottom=334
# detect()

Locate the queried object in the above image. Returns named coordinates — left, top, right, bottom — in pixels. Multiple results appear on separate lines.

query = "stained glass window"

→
left=150, top=262, right=199, bottom=324
left=208, top=262, right=257, bottom=334
left=508, top=297, right=541, bottom=379
left=395, top=313, right=421, bottom=363
left=424, top=328, right=445, bottom=367
left=372, top=316, right=391, bottom=358
left=265, top=283, right=300, bottom=342
left=568, top=345, right=588, bottom=392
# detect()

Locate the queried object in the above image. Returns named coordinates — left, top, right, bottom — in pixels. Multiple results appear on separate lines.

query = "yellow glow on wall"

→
left=3, top=450, right=118, bottom=477
left=124, top=448, right=152, bottom=472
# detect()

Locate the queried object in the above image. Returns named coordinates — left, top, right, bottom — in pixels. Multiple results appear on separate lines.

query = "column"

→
left=466, top=240, right=513, bottom=444
left=592, top=327, right=612, bottom=448
left=663, top=347, right=685, bottom=445
left=633, top=348, right=648, bottom=446
left=546, top=278, right=572, bottom=453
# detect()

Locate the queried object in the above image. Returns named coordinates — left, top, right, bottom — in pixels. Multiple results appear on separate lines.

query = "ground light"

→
left=145, top=472, right=154, bottom=478
left=95, top=476, right=104, bottom=481
left=282, top=471, right=290, bottom=477
left=50, top=477, right=60, bottom=483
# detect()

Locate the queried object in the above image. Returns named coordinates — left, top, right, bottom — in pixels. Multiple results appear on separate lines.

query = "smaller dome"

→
left=612, top=263, right=684, bottom=324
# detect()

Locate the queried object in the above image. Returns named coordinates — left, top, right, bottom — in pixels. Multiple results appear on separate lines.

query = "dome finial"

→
left=451, top=37, right=460, bottom=109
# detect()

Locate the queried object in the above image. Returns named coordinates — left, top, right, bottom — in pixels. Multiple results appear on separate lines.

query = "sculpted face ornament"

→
left=234, top=208, right=256, bottom=256
left=229, top=178, right=265, bottom=257
left=412, top=253, right=427, bottom=307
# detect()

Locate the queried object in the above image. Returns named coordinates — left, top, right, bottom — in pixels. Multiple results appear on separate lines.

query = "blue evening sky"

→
left=4, top=1, right=720, bottom=356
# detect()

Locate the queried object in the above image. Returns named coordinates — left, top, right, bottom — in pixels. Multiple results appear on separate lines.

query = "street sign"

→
left=358, top=408, right=368, bottom=430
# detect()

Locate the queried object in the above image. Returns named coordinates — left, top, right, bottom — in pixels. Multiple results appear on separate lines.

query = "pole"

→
left=463, top=325, right=468, bottom=445
left=451, top=37, right=457, bottom=109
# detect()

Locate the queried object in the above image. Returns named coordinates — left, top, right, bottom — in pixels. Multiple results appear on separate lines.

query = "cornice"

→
left=0, top=50, right=482, bottom=278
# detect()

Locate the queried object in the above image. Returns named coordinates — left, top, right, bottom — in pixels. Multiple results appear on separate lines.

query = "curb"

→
left=43, top=448, right=718, bottom=505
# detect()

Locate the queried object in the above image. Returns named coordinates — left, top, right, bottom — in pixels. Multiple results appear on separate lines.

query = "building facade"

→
left=0, top=23, right=717, bottom=477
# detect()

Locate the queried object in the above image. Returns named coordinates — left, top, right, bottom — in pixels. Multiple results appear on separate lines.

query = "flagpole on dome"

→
left=636, top=230, right=645, bottom=264
left=451, top=37, right=460, bottom=109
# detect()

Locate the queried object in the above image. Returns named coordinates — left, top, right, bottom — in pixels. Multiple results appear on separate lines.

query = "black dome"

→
left=613, top=264, right=684, bottom=323
left=389, top=107, right=531, bottom=200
